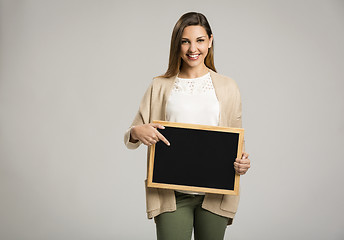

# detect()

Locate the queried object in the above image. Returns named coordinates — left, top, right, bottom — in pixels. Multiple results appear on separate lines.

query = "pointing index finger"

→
left=155, top=129, right=170, bottom=146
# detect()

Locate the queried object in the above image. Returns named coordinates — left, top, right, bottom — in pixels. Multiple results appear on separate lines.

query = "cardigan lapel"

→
left=209, top=69, right=225, bottom=126
left=162, top=75, right=178, bottom=121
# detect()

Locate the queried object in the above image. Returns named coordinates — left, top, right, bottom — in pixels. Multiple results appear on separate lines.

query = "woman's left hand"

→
left=234, top=152, right=250, bottom=175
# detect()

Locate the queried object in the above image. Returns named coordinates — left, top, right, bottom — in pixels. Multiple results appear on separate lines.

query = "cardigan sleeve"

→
left=231, top=85, right=246, bottom=153
left=123, top=80, right=154, bottom=149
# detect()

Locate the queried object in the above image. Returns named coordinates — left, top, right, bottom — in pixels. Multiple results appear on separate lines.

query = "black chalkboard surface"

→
left=147, top=121, right=244, bottom=195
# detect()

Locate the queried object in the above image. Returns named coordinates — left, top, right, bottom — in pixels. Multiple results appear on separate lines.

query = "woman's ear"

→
left=209, top=34, right=213, bottom=48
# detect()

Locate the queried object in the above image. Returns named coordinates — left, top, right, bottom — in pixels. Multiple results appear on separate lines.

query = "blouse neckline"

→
left=176, top=71, right=210, bottom=81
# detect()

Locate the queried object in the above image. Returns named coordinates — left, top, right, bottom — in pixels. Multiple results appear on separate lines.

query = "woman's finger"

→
left=234, top=162, right=250, bottom=172
left=239, top=163, right=250, bottom=168
left=155, top=130, right=170, bottom=146
left=239, top=159, right=250, bottom=165
left=141, top=138, right=150, bottom=146
left=150, top=134, right=159, bottom=142
left=150, top=135, right=160, bottom=144
left=142, top=135, right=156, bottom=146
left=150, top=123, right=165, bottom=130
left=236, top=156, right=250, bottom=164
left=234, top=164, right=248, bottom=174
left=234, top=163, right=248, bottom=169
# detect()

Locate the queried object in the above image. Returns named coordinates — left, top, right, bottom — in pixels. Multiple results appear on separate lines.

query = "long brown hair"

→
left=158, top=12, right=217, bottom=78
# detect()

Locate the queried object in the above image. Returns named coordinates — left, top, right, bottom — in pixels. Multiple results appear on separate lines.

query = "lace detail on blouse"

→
left=173, top=72, right=214, bottom=95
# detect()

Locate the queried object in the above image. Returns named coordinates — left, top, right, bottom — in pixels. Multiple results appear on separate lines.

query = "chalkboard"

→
left=147, top=121, right=244, bottom=195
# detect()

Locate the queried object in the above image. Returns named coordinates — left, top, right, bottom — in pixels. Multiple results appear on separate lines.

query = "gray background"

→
left=1, top=0, right=343, bottom=239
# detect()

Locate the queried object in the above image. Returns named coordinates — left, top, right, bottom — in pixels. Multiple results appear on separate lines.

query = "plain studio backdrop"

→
left=0, top=0, right=343, bottom=239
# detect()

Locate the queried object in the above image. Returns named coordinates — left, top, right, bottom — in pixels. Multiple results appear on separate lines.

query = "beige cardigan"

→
left=124, top=68, right=244, bottom=225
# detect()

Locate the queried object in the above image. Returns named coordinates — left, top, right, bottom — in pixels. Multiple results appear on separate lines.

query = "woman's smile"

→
left=186, top=53, right=201, bottom=60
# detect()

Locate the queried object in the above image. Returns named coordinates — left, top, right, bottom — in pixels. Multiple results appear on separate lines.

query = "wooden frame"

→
left=147, top=120, right=244, bottom=195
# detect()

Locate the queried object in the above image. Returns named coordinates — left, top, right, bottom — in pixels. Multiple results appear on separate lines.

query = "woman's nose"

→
left=188, top=42, right=197, bottom=53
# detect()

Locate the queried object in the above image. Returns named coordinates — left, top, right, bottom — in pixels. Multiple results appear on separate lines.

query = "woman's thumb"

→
left=151, top=123, right=165, bottom=129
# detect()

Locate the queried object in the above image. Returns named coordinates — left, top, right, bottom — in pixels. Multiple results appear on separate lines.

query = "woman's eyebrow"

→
left=181, top=36, right=206, bottom=40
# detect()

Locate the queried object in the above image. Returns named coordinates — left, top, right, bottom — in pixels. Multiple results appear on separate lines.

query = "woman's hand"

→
left=130, top=123, right=170, bottom=146
left=234, top=152, right=250, bottom=175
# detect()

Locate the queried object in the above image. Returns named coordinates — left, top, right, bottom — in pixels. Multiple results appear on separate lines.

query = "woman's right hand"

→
left=130, top=123, right=170, bottom=146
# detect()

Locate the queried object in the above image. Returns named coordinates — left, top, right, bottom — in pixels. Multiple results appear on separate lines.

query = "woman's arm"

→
left=123, top=79, right=169, bottom=149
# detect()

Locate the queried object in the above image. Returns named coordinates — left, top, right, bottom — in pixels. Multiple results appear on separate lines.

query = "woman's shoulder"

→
left=151, top=74, right=175, bottom=86
left=210, top=70, right=240, bottom=89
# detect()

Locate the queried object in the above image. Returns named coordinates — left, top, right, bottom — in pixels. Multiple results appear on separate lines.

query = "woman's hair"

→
left=158, top=12, right=217, bottom=78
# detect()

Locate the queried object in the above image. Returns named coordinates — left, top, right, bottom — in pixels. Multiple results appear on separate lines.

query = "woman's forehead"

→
left=182, top=26, right=207, bottom=37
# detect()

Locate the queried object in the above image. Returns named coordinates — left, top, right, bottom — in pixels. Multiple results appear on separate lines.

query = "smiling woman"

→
left=124, top=12, right=251, bottom=240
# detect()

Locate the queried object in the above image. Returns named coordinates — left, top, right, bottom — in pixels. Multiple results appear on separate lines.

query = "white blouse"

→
left=165, top=71, right=220, bottom=195
left=166, top=72, right=220, bottom=126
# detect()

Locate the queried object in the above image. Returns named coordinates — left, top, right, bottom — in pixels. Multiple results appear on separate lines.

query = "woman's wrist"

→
left=129, top=126, right=139, bottom=143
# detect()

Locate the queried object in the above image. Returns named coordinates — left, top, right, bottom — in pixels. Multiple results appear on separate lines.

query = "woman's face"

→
left=180, top=25, right=213, bottom=69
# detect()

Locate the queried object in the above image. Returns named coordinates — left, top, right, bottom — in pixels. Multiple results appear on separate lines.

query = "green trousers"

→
left=154, top=191, right=229, bottom=240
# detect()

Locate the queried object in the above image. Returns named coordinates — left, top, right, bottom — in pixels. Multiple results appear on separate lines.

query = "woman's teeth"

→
left=187, top=54, right=200, bottom=60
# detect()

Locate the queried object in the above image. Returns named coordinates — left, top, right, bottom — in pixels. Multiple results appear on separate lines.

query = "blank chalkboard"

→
left=147, top=121, right=244, bottom=195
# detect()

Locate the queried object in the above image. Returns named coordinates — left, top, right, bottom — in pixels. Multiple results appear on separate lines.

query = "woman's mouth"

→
left=187, top=54, right=200, bottom=60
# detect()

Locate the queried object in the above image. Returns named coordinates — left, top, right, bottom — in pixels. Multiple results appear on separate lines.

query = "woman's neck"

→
left=178, top=65, right=209, bottom=79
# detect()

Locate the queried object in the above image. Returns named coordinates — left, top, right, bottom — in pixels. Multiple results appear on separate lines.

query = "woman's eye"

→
left=181, top=39, right=204, bottom=44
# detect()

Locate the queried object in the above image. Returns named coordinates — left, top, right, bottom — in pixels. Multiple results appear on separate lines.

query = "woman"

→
left=124, top=12, right=250, bottom=240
